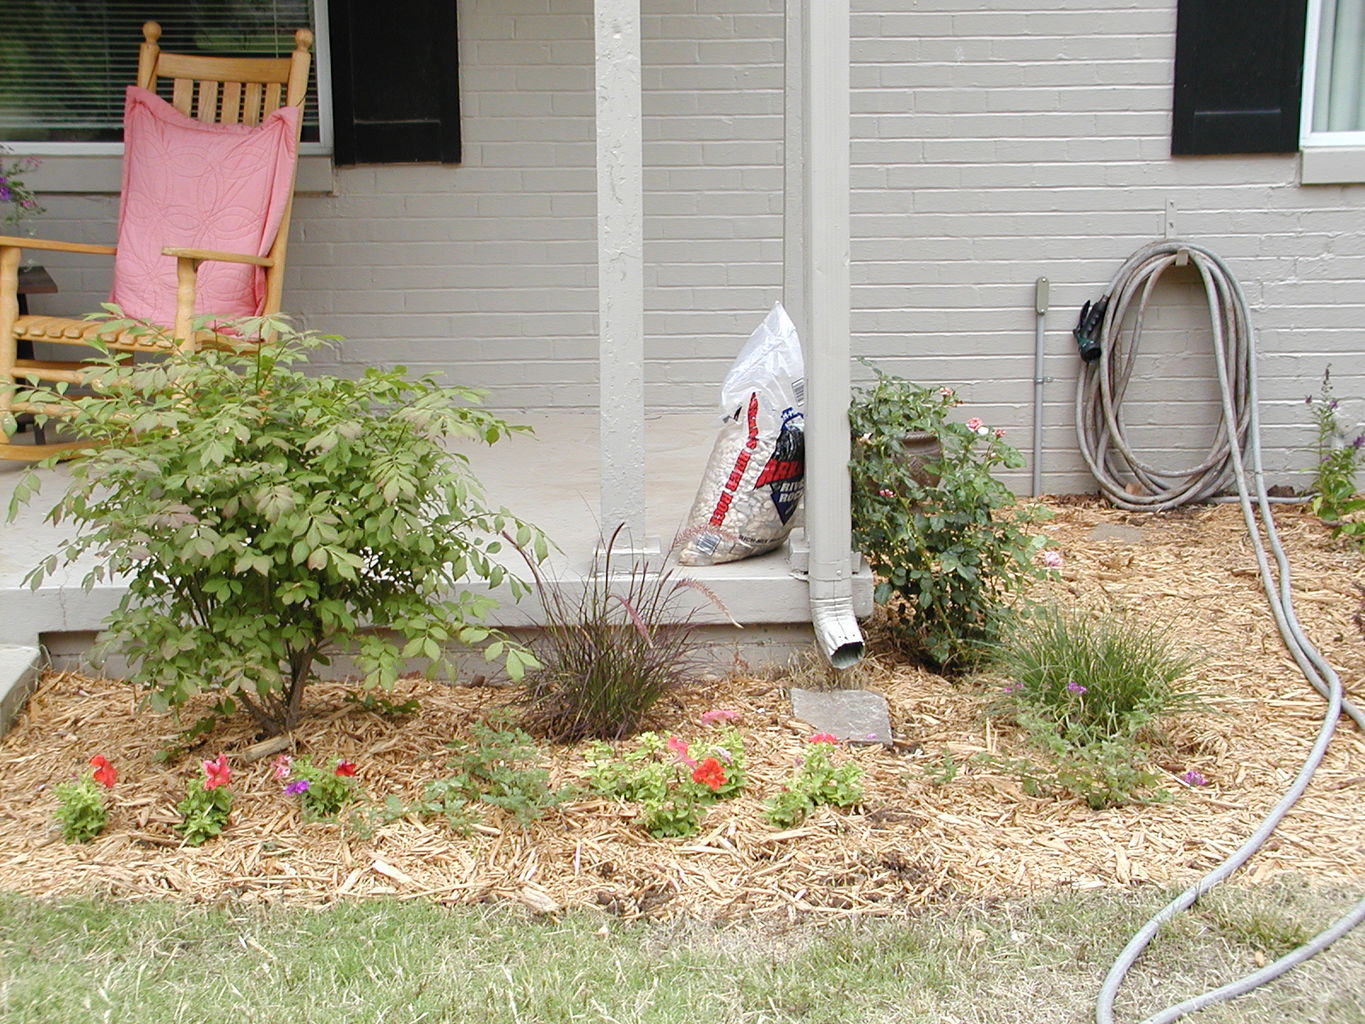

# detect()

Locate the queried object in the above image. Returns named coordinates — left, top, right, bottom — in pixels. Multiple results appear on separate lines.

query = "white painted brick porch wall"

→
left=24, top=0, right=1365, bottom=492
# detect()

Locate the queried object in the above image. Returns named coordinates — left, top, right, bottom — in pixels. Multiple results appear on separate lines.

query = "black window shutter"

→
left=1172, top=0, right=1307, bottom=155
left=329, top=0, right=461, bottom=165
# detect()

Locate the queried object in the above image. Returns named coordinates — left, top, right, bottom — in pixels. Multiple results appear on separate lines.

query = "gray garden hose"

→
left=1075, top=240, right=1365, bottom=1024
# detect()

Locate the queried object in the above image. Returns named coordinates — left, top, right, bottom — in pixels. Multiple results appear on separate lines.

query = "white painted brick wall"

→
left=19, top=0, right=1365, bottom=492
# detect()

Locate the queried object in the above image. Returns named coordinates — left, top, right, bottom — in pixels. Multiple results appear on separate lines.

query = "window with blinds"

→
left=1303, top=0, right=1365, bottom=144
left=0, top=0, right=325, bottom=147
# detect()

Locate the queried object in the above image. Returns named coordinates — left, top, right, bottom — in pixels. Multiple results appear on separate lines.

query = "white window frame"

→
left=4, top=0, right=333, bottom=166
left=1300, top=0, right=1365, bottom=182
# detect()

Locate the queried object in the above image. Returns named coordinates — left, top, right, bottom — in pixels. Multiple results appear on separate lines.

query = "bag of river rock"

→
left=676, top=302, right=806, bottom=566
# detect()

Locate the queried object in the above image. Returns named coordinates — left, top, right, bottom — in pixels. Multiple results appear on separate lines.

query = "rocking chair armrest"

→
left=0, top=234, right=118, bottom=256
left=162, top=247, right=274, bottom=268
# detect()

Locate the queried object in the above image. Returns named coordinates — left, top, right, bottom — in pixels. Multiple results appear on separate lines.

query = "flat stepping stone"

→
left=789, top=687, right=892, bottom=745
left=1089, top=523, right=1146, bottom=544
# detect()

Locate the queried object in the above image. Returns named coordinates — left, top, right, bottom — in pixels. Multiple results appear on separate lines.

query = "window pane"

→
left=0, top=0, right=320, bottom=144
left=1312, top=0, right=1365, bottom=132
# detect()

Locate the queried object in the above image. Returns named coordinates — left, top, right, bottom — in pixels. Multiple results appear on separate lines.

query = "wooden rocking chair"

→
left=0, top=21, right=312, bottom=461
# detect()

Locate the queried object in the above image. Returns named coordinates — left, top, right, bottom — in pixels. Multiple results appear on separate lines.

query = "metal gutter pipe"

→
left=1032, top=276, right=1049, bottom=497
left=796, top=0, right=863, bottom=668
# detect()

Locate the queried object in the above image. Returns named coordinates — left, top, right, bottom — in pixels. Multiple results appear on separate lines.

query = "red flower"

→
left=334, top=760, right=357, bottom=777
left=202, top=754, right=231, bottom=790
left=691, top=757, right=726, bottom=792
left=807, top=733, right=839, bottom=745
left=89, top=755, right=116, bottom=789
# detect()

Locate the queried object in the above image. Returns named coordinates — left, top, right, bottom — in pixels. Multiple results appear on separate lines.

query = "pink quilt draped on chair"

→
left=110, top=86, right=299, bottom=327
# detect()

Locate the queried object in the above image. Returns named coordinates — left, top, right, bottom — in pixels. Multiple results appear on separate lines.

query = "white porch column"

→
left=594, top=0, right=653, bottom=555
left=793, top=0, right=864, bottom=667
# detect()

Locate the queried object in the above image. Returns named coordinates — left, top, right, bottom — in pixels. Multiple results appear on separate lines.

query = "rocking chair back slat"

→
left=194, top=80, right=220, bottom=122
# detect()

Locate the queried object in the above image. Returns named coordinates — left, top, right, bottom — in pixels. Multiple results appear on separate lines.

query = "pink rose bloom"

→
left=994, top=427, right=1006, bottom=438
left=965, top=417, right=983, bottom=431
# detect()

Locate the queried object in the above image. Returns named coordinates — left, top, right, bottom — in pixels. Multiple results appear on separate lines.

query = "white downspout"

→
left=790, top=0, right=863, bottom=668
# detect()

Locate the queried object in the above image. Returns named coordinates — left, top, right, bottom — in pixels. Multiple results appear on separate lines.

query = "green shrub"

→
left=519, top=525, right=724, bottom=741
left=9, top=315, right=547, bottom=736
left=848, top=366, right=1048, bottom=672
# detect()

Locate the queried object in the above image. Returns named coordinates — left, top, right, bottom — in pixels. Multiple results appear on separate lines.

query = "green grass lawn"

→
left=2, top=881, right=1360, bottom=1023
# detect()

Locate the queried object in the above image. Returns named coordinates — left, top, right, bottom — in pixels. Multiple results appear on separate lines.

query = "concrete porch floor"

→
left=0, top=412, right=873, bottom=721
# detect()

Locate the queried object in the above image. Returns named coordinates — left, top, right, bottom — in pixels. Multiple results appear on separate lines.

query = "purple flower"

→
left=1305, top=395, right=1314, bottom=405
left=0, top=185, right=9, bottom=203
left=284, top=779, right=310, bottom=796
left=1002, top=682, right=1022, bottom=694
left=1179, top=769, right=1207, bottom=787
left=1041, top=550, right=1063, bottom=569
left=1065, top=680, right=1087, bottom=695
left=1354, top=435, right=1364, bottom=450
left=1329, top=399, right=1340, bottom=411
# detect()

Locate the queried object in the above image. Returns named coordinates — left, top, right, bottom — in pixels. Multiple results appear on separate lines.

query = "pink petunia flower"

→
left=202, top=754, right=231, bottom=790
left=699, top=709, right=738, bottom=726
left=807, top=733, right=839, bottom=745
left=1041, top=550, right=1063, bottom=569
left=271, top=754, right=293, bottom=780
left=666, top=735, right=696, bottom=768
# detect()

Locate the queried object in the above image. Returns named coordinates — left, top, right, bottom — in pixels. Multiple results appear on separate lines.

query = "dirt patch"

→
left=0, top=499, right=1361, bottom=919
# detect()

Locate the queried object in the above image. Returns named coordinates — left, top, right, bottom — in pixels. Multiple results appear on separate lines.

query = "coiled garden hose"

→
left=1073, top=240, right=1365, bottom=1024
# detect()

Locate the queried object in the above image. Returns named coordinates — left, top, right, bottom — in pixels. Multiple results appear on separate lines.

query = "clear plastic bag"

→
left=676, top=302, right=806, bottom=566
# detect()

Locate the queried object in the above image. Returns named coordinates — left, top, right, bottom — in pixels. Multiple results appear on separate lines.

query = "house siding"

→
left=23, top=0, right=1365, bottom=492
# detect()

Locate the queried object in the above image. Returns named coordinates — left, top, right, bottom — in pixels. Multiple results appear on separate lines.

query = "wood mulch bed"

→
left=0, top=498, right=1361, bottom=919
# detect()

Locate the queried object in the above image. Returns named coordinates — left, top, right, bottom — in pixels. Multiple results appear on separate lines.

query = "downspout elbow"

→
left=809, top=573, right=864, bottom=669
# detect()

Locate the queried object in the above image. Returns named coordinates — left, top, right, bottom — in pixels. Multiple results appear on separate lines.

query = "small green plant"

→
left=53, top=755, right=116, bottom=843
left=764, top=735, right=864, bottom=828
left=583, top=719, right=744, bottom=838
left=386, top=721, right=570, bottom=832
left=1307, top=367, right=1365, bottom=547
left=175, top=755, right=233, bottom=846
left=8, top=315, right=547, bottom=736
left=519, top=524, right=728, bottom=741
left=442, top=721, right=571, bottom=826
left=279, top=756, right=359, bottom=822
left=922, top=749, right=960, bottom=787
left=848, top=366, right=1050, bottom=672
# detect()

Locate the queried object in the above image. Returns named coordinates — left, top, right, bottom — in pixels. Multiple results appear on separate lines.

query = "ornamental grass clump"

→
left=848, top=365, right=1050, bottom=673
left=9, top=314, right=547, bottom=736
left=519, top=524, right=727, bottom=742
left=986, top=602, right=1204, bottom=808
